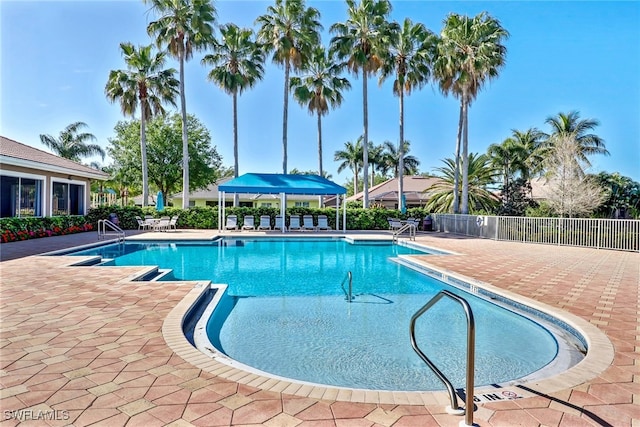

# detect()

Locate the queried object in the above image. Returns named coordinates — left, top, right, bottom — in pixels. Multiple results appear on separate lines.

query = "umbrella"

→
left=156, top=191, right=164, bottom=212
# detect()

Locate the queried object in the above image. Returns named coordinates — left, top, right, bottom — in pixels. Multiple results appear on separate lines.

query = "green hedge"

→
left=1, top=205, right=433, bottom=243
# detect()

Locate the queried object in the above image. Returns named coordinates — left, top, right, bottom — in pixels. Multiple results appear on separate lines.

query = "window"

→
left=52, top=181, right=84, bottom=215
left=260, top=202, right=273, bottom=207
left=205, top=201, right=216, bottom=207
left=0, top=175, right=43, bottom=218
left=295, top=201, right=310, bottom=207
left=189, top=200, right=196, bottom=207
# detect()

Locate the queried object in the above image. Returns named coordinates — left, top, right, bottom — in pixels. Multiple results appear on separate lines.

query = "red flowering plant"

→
left=0, top=215, right=94, bottom=243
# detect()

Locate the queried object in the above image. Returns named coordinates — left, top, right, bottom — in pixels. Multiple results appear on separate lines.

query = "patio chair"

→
left=225, top=214, right=238, bottom=231
left=169, top=215, right=179, bottom=231
left=135, top=216, right=149, bottom=230
left=302, top=215, right=316, bottom=231
left=288, top=215, right=302, bottom=231
left=274, top=215, right=286, bottom=231
left=316, top=215, right=331, bottom=231
left=257, top=215, right=272, bottom=230
left=241, top=215, right=255, bottom=230
left=387, top=217, right=402, bottom=231
left=156, top=216, right=171, bottom=232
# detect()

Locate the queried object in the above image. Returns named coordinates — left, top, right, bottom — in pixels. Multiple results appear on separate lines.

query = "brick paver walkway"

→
left=0, top=231, right=638, bottom=426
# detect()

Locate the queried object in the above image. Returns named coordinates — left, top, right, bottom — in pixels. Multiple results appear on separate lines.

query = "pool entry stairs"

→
left=410, top=290, right=477, bottom=427
left=97, top=219, right=125, bottom=242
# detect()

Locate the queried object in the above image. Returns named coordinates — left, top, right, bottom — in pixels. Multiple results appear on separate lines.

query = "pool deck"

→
left=0, top=229, right=638, bottom=426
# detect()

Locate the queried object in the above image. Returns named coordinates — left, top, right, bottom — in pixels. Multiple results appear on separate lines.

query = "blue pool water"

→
left=70, top=238, right=561, bottom=391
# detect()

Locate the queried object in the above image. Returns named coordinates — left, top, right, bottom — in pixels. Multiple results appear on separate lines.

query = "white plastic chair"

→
left=302, top=215, right=316, bottom=231
left=225, top=215, right=238, bottom=231
left=316, top=215, right=331, bottom=231
left=274, top=215, right=286, bottom=231
left=241, top=215, right=255, bottom=230
left=257, top=215, right=271, bottom=230
left=169, top=215, right=179, bottom=231
left=288, top=215, right=302, bottom=231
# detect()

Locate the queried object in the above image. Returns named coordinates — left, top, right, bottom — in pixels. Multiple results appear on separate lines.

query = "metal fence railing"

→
left=432, top=214, right=640, bottom=252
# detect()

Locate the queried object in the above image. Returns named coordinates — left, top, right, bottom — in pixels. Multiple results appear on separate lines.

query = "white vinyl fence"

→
left=432, top=214, right=640, bottom=252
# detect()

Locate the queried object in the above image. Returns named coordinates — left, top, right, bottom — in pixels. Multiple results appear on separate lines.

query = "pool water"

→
left=71, top=239, right=560, bottom=391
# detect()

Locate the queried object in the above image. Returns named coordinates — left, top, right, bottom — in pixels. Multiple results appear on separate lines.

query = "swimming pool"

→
left=68, top=238, right=584, bottom=392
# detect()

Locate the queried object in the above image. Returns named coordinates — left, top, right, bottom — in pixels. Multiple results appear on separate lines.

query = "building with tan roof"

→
left=347, top=175, right=443, bottom=209
left=0, top=136, right=109, bottom=218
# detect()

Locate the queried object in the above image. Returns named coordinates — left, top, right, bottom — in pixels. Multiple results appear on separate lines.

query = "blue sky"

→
left=2, top=1, right=639, bottom=186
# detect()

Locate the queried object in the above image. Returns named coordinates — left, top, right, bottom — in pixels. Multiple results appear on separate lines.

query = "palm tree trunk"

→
left=233, top=90, right=239, bottom=207
left=317, top=112, right=323, bottom=177
left=140, top=104, right=149, bottom=208
left=353, top=163, right=358, bottom=197
left=453, top=101, right=463, bottom=213
left=461, top=93, right=470, bottom=214
left=362, top=69, right=369, bottom=208
left=179, top=52, right=190, bottom=210
left=398, top=89, right=405, bottom=212
left=282, top=61, right=290, bottom=174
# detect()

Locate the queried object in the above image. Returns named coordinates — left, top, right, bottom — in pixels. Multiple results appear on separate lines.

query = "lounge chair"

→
left=288, top=215, right=302, bottom=231
left=241, top=215, right=255, bottom=230
left=257, top=215, right=271, bottom=230
left=274, top=215, right=286, bottom=231
left=225, top=214, right=238, bottom=231
left=302, top=215, right=316, bottom=231
left=316, top=215, right=331, bottom=231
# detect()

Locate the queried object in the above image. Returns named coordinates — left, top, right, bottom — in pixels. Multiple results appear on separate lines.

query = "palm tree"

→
left=334, top=136, right=363, bottom=195
left=381, top=140, right=420, bottom=177
left=435, top=12, right=509, bottom=214
left=330, top=0, right=395, bottom=208
left=487, top=137, right=528, bottom=197
left=543, top=111, right=609, bottom=172
left=105, top=43, right=178, bottom=207
left=40, top=121, right=104, bottom=162
left=367, top=142, right=384, bottom=187
left=510, top=127, right=546, bottom=180
left=201, top=23, right=265, bottom=206
left=290, top=46, right=351, bottom=177
left=425, top=152, right=499, bottom=213
left=379, top=17, right=436, bottom=210
left=145, top=0, right=216, bottom=209
left=256, top=0, right=322, bottom=174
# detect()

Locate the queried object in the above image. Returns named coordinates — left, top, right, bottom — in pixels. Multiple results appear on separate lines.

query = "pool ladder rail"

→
left=392, top=222, right=416, bottom=242
left=97, top=219, right=125, bottom=243
left=410, top=290, right=476, bottom=427
left=340, top=271, right=354, bottom=302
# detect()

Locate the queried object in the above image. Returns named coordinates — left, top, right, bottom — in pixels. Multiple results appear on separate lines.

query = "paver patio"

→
left=0, top=230, right=638, bottom=426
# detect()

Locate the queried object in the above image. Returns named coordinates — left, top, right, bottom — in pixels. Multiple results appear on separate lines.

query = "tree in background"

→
left=256, top=0, right=322, bottom=174
left=380, top=140, right=420, bottom=178
left=145, top=0, right=217, bottom=209
left=330, top=0, right=396, bottom=208
left=487, top=137, right=528, bottom=210
left=334, top=136, right=363, bottom=196
left=497, top=177, right=537, bottom=216
left=107, top=113, right=223, bottom=204
left=435, top=12, right=508, bottom=214
left=105, top=42, right=179, bottom=207
left=379, top=17, right=436, bottom=210
left=592, top=172, right=640, bottom=219
left=542, top=135, right=605, bottom=217
left=202, top=23, right=265, bottom=206
left=290, top=45, right=351, bottom=178
left=39, top=121, right=105, bottom=163
left=425, top=152, right=499, bottom=213
left=542, top=111, right=609, bottom=172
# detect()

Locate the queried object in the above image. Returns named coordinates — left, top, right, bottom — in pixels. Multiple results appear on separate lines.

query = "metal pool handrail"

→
left=340, top=271, right=354, bottom=302
left=409, top=290, right=476, bottom=427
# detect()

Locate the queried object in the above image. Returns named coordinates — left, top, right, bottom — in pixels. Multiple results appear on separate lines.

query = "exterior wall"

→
left=171, top=196, right=320, bottom=209
left=0, top=164, right=92, bottom=217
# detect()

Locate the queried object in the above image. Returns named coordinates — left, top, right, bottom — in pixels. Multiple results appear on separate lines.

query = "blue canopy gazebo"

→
left=217, top=173, right=347, bottom=233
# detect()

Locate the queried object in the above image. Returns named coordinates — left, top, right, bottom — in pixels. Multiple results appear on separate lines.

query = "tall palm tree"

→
left=256, top=0, right=322, bottom=174
left=381, top=140, right=420, bottom=177
left=379, top=17, right=436, bottom=210
left=330, top=0, right=395, bottom=208
left=510, top=127, right=546, bottom=180
left=201, top=23, right=265, bottom=205
left=367, top=142, right=384, bottom=187
left=145, top=0, right=216, bottom=209
left=334, top=136, right=363, bottom=195
left=487, top=137, right=528, bottom=203
left=543, top=111, right=609, bottom=171
left=290, top=46, right=351, bottom=177
left=105, top=43, right=178, bottom=207
left=40, top=121, right=105, bottom=162
left=435, top=12, right=509, bottom=214
left=425, top=152, right=499, bottom=213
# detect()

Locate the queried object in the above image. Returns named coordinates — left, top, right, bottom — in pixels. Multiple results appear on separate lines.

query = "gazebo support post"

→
left=280, top=192, right=286, bottom=233
left=342, top=194, right=346, bottom=234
